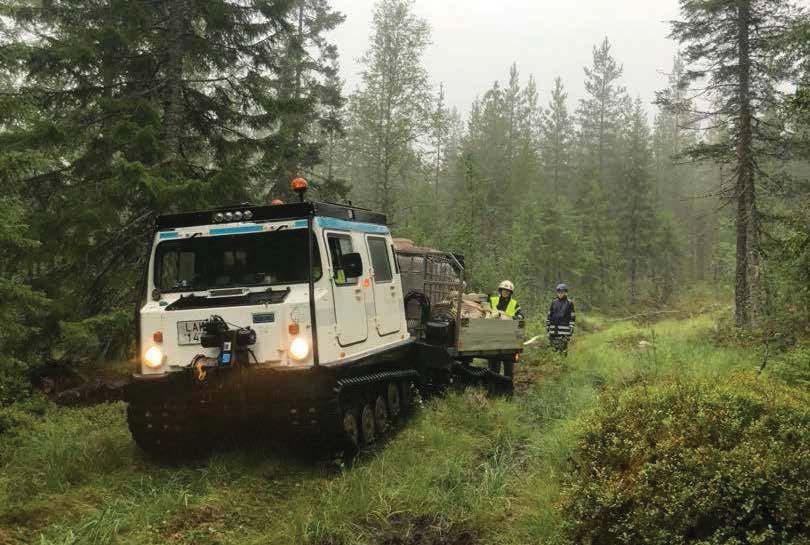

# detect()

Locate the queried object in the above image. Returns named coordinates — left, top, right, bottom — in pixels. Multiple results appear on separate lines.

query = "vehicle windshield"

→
left=154, top=229, right=321, bottom=293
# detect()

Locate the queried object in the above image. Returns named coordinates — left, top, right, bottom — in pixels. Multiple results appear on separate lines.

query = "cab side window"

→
left=368, top=237, right=393, bottom=283
left=327, top=234, right=358, bottom=286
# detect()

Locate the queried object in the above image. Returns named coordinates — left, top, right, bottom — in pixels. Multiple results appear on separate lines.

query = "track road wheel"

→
left=341, top=408, right=360, bottom=450
left=360, top=403, right=376, bottom=445
left=126, top=402, right=204, bottom=460
left=374, top=395, right=389, bottom=434
left=400, top=381, right=414, bottom=413
left=386, top=382, right=401, bottom=419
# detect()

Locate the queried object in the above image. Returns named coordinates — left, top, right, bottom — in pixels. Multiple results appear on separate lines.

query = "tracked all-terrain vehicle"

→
left=126, top=180, right=524, bottom=456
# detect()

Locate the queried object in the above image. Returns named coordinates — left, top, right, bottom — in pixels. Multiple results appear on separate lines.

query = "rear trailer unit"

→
left=395, top=244, right=524, bottom=389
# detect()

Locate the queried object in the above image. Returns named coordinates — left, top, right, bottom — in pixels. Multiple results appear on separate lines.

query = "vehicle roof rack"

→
left=156, top=201, right=387, bottom=230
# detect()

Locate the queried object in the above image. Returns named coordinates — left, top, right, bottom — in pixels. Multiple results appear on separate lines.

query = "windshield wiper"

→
left=251, top=287, right=291, bottom=305
left=164, top=293, right=207, bottom=310
left=164, top=287, right=291, bottom=311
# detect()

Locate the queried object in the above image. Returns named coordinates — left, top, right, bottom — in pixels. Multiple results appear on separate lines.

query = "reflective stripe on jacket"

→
left=547, top=297, right=575, bottom=337
left=490, top=295, right=519, bottom=318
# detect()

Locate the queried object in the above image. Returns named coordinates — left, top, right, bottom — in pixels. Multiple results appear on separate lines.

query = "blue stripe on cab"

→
left=208, top=225, right=264, bottom=236
left=159, top=231, right=179, bottom=239
left=316, top=216, right=389, bottom=234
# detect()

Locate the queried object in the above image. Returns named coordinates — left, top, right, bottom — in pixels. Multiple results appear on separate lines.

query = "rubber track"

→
left=334, top=369, right=421, bottom=392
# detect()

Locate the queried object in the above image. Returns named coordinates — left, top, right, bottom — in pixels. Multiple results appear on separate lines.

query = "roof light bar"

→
left=212, top=209, right=255, bottom=223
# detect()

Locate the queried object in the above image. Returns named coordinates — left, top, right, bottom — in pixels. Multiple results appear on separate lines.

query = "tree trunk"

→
left=163, top=0, right=188, bottom=161
left=290, top=3, right=305, bottom=179
left=629, top=254, right=638, bottom=305
left=735, top=0, right=760, bottom=328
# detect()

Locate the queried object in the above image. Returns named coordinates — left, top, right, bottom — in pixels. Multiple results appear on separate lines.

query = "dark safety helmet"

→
left=556, top=283, right=568, bottom=292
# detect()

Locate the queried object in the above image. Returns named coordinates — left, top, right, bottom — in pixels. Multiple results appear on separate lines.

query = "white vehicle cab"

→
left=137, top=207, right=410, bottom=374
left=126, top=183, right=419, bottom=456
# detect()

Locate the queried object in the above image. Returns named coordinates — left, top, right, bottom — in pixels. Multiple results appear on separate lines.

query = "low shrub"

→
left=768, top=344, right=810, bottom=388
left=0, top=395, right=50, bottom=438
left=0, top=358, right=33, bottom=406
left=560, top=374, right=810, bottom=545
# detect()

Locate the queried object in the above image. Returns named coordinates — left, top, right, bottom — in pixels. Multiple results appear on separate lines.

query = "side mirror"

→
left=342, top=252, right=363, bottom=279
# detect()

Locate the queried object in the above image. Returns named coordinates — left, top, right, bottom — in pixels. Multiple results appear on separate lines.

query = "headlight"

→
left=144, top=346, right=164, bottom=368
left=289, top=337, right=310, bottom=360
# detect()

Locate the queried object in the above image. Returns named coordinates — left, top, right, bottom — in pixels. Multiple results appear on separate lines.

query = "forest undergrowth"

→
left=1, top=306, right=807, bottom=545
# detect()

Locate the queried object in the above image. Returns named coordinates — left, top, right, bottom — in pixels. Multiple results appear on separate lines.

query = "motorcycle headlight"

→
left=289, top=337, right=310, bottom=361
left=144, top=346, right=165, bottom=368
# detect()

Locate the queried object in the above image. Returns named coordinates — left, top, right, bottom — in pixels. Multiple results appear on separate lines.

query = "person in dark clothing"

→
left=547, top=283, right=575, bottom=354
left=488, top=280, right=525, bottom=378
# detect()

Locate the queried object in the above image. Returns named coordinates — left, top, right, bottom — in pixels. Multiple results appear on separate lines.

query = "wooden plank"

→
left=457, top=319, right=524, bottom=352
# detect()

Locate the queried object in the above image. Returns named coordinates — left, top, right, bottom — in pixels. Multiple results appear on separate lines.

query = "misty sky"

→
left=328, top=0, right=807, bottom=119
left=328, top=0, right=684, bottom=117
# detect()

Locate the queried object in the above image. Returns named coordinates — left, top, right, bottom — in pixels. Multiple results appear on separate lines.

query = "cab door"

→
left=366, top=235, right=401, bottom=336
left=325, top=232, right=368, bottom=346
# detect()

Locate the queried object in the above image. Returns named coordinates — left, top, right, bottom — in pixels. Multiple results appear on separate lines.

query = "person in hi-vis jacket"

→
left=488, top=280, right=524, bottom=377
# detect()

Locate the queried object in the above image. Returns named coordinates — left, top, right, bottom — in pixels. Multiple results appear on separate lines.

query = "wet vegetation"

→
left=2, top=304, right=807, bottom=544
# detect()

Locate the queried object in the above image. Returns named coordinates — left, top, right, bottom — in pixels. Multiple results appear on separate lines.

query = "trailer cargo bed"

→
left=456, top=318, right=525, bottom=356
left=395, top=243, right=525, bottom=358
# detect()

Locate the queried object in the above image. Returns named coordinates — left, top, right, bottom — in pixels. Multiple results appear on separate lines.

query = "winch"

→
left=198, top=315, right=256, bottom=368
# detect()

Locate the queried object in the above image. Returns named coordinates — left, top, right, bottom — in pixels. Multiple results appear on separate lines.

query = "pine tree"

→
left=541, top=77, right=574, bottom=197
left=347, top=0, right=431, bottom=219
left=617, top=99, right=658, bottom=303
left=504, top=63, right=524, bottom=172
left=575, top=38, right=628, bottom=304
left=577, top=37, right=628, bottom=191
left=430, top=83, right=450, bottom=198
left=516, top=74, right=541, bottom=194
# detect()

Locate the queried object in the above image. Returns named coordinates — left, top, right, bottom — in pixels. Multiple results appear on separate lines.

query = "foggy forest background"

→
left=1, top=0, right=809, bottom=401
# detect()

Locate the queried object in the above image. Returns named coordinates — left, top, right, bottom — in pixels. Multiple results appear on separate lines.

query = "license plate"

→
left=177, top=320, right=206, bottom=345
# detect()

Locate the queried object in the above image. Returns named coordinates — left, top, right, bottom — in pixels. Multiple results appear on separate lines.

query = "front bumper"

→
left=125, top=365, right=338, bottom=427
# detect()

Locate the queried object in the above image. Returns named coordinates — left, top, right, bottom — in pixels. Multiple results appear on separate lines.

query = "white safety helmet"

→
left=498, top=280, right=515, bottom=292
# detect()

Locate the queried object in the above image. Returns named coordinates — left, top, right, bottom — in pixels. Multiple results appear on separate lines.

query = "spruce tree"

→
left=664, top=0, right=806, bottom=327
left=0, top=197, right=48, bottom=403
left=310, top=65, right=351, bottom=201
left=653, top=60, right=718, bottom=284
left=267, top=0, right=346, bottom=200
left=0, top=0, right=335, bottom=353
